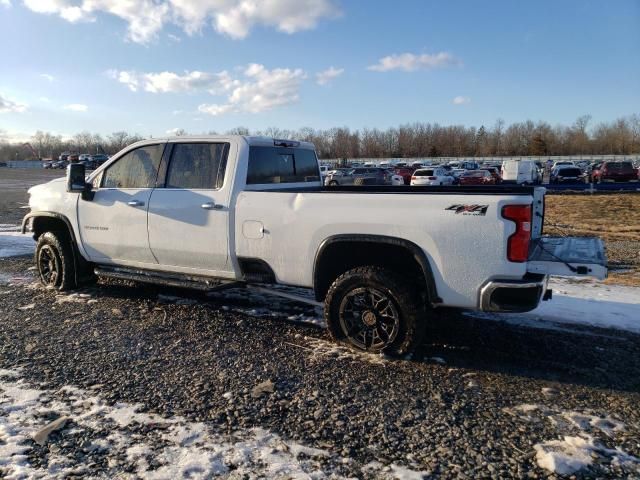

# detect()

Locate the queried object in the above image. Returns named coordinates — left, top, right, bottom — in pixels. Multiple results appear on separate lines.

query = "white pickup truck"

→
left=23, top=136, right=607, bottom=355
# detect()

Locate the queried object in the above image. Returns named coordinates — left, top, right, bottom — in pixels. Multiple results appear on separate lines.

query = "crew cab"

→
left=23, top=136, right=607, bottom=355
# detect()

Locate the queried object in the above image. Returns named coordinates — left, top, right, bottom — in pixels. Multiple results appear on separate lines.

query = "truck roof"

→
left=127, top=135, right=315, bottom=150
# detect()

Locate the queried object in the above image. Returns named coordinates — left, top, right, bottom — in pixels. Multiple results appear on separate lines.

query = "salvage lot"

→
left=1, top=168, right=640, bottom=478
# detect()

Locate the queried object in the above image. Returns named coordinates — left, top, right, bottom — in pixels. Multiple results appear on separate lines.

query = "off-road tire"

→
left=35, top=231, right=78, bottom=291
left=324, top=266, right=427, bottom=355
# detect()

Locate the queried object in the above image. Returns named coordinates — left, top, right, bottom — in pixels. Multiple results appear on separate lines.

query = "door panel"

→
left=146, top=141, right=233, bottom=274
left=78, top=188, right=156, bottom=263
left=78, top=143, right=165, bottom=264
left=147, top=189, right=229, bottom=272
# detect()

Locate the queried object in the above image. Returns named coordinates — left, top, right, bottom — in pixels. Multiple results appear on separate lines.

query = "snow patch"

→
left=0, top=232, right=34, bottom=258
left=534, top=435, right=640, bottom=475
left=0, top=370, right=425, bottom=479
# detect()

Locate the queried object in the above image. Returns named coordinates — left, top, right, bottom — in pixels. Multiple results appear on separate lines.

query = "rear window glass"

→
left=247, top=147, right=320, bottom=185
left=247, top=147, right=319, bottom=184
left=606, top=162, right=633, bottom=171
left=558, top=168, right=581, bottom=176
left=465, top=171, right=485, bottom=177
left=414, top=170, right=434, bottom=176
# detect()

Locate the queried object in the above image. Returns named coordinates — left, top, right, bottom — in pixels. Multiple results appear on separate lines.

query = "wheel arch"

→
left=22, top=211, right=88, bottom=285
left=313, top=234, right=440, bottom=305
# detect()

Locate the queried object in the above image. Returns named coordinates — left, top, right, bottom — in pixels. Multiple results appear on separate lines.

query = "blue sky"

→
left=0, top=0, right=638, bottom=141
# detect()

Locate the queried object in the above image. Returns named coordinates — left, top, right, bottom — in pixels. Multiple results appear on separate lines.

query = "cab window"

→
left=102, top=144, right=164, bottom=189
left=166, top=143, right=230, bottom=189
left=246, top=147, right=320, bottom=184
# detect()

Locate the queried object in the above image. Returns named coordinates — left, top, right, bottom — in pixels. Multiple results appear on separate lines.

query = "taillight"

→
left=411, top=176, right=416, bottom=180
left=502, top=205, right=531, bottom=262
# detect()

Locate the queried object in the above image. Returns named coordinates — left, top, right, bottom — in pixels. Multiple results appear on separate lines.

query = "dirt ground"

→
left=545, top=193, right=640, bottom=286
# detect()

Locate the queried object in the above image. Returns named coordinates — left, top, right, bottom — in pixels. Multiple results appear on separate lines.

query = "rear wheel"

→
left=324, top=266, right=426, bottom=355
left=35, top=231, right=77, bottom=291
left=329, top=180, right=339, bottom=186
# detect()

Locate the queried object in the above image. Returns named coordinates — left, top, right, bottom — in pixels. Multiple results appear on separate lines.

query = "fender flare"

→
left=313, top=234, right=441, bottom=304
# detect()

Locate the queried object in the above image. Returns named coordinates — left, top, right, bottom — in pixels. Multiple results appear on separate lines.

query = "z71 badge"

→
left=445, top=204, right=489, bottom=216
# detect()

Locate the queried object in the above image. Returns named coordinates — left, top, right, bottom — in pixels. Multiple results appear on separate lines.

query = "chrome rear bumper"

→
left=480, top=276, right=549, bottom=313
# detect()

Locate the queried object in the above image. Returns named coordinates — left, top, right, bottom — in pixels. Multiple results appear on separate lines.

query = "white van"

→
left=501, top=160, right=541, bottom=184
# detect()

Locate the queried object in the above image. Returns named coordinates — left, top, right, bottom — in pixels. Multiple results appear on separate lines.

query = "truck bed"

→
left=256, top=185, right=538, bottom=195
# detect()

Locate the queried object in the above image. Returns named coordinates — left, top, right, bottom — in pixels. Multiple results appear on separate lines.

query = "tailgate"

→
left=527, top=237, right=607, bottom=280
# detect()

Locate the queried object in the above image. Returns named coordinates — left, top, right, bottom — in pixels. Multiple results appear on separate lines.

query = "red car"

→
left=592, top=161, right=638, bottom=183
left=394, top=166, right=417, bottom=185
left=459, top=170, right=496, bottom=185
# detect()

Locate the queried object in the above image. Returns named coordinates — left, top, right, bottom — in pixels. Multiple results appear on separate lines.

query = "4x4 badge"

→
left=445, top=204, right=489, bottom=216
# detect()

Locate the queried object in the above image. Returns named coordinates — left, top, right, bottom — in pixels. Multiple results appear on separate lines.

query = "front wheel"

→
left=324, top=266, right=426, bottom=355
left=35, top=231, right=77, bottom=291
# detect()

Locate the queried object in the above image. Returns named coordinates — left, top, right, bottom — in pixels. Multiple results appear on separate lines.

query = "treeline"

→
left=2, top=114, right=639, bottom=161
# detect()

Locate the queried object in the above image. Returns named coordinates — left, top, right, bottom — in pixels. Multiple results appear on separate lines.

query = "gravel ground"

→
left=1, top=255, right=640, bottom=478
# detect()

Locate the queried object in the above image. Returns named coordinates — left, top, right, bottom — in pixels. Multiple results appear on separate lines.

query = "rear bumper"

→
left=480, top=276, right=548, bottom=313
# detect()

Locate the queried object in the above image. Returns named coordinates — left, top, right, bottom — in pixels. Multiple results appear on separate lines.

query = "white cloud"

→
left=167, top=33, right=181, bottom=42
left=316, top=66, right=343, bottom=85
left=1, top=0, right=11, bottom=8
left=109, top=69, right=236, bottom=94
left=368, top=52, right=461, bottom=72
left=452, top=96, right=471, bottom=105
left=0, top=93, right=28, bottom=113
left=63, top=103, right=88, bottom=111
left=22, top=0, right=339, bottom=44
left=111, top=64, right=306, bottom=116
left=199, top=63, right=306, bottom=115
left=40, top=73, right=55, bottom=82
left=39, top=96, right=51, bottom=102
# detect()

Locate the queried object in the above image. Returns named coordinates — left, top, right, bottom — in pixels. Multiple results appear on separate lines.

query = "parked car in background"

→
left=591, top=161, right=638, bottom=183
left=79, top=154, right=92, bottom=162
left=550, top=166, right=584, bottom=184
left=393, top=166, right=417, bottom=185
left=52, top=160, right=68, bottom=169
left=551, top=160, right=575, bottom=171
left=410, top=168, right=454, bottom=186
left=484, top=167, right=502, bottom=184
left=90, top=154, right=110, bottom=166
left=501, top=160, right=540, bottom=185
left=67, top=153, right=80, bottom=163
left=450, top=168, right=466, bottom=185
left=325, top=167, right=391, bottom=186
left=459, top=170, right=496, bottom=185
left=42, top=161, right=53, bottom=169
left=58, top=152, right=70, bottom=162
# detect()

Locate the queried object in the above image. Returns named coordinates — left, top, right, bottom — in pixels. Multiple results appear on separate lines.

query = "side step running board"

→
left=94, top=265, right=242, bottom=292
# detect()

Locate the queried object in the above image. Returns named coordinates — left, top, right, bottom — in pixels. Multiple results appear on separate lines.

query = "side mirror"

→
left=66, top=163, right=94, bottom=200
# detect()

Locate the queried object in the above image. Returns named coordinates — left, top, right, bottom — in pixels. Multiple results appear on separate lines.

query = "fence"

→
left=3, top=160, right=44, bottom=169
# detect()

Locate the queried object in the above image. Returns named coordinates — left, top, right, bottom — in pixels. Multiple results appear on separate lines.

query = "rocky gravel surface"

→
left=1, top=255, right=640, bottom=479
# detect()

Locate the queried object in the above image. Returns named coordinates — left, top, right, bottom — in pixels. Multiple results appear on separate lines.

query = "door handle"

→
left=201, top=202, right=223, bottom=210
left=127, top=200, right=144, bottom=207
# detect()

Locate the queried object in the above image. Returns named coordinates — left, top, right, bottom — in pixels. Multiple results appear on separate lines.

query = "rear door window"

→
left=102, top=144, right=164, bottom=189
left=166, top=143, right=230, bottom=189
left=246, top=147, right=320, bottom=184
